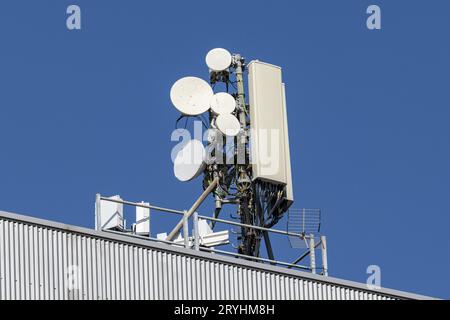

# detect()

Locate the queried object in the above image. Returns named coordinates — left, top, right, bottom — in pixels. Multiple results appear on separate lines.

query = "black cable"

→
left=175, top=115, right=185, bottom=129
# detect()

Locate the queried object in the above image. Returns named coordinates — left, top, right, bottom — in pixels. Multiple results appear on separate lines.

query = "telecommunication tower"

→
left=169, top=49, right=294, bottom=258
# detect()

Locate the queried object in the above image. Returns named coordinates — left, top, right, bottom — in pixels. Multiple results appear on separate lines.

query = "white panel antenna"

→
left=248, top=60, right=291, bottom=185
left=281, top=83, right=294, bottom=207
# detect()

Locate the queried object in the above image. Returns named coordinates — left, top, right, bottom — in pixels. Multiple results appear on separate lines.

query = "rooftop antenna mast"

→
left=169, top=48, right=294, bottom=258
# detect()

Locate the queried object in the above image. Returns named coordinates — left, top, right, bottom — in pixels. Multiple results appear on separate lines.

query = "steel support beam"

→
left=167, top=178, right=219, bottom=241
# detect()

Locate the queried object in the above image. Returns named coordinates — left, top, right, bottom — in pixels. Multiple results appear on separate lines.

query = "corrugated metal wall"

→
left=0, top=216, right=401, bottom=300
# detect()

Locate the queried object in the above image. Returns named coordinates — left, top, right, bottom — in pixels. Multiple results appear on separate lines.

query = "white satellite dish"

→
left=170, top=77, right=213, bottom=116
left=216, top=114, right=241, bottom=137
left=205, top=48, right=232, bottom=72
left=173, top=139, right=206, bottom=182
left=210, top=92, right=236, bottom=115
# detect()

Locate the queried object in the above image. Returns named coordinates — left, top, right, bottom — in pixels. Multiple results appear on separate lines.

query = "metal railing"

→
left=95, top=193, right=328, bottom=275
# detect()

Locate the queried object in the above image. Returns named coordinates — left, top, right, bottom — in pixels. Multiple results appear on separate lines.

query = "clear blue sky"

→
left=0, top=0, right=449, bottom=298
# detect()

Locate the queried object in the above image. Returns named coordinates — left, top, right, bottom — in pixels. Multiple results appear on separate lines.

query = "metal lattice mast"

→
left=234, top=54, right=261, bottom=257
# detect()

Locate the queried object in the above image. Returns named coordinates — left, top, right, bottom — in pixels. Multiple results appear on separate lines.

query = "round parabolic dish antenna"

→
left=210, top=92, right=236, bottom=115
left=170, top=77, right=214, bottom=116
left=205, top=48, right=232, bottom=72
left=173, top=139, right=206, bottom=182
left=216, top=114, right=241, bottom=137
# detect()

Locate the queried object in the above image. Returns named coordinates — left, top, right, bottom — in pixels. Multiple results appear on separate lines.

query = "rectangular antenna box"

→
left=96, top=195, right=124, bottom=231
left=135, top=202, right=150, bottom=236
left=248, top=60, right=294, bottom=205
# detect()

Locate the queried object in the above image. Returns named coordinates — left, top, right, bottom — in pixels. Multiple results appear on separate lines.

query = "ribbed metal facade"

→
left=0, top=211, right=432, bottom=300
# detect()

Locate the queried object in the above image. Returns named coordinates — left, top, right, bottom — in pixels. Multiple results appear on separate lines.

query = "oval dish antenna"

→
left=173, top=139, right=206, bottom=182
left=216, top=114, right=241, bottom=137
left=210, top=92, right=236, bottom=115
left=170, top=77, right=213, bottom=116
left=205, top=48, right=232, bottom=72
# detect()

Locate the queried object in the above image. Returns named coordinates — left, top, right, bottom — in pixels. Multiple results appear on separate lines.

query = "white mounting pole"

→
left=321, top=236, right=328, bottom=276
left=95, top=193, right=101, bottom=231
left=309, top=235, right=316, bottom=274
left=183, top=211, right=189, bottom=249
left=193, top=211, right=200, bottom=251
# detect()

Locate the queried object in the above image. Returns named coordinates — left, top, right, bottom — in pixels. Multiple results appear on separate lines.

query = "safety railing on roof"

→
left=95, top=192, right=328, bottom=276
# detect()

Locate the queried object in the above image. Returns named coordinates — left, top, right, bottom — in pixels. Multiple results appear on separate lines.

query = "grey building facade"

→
left=0, top=210, right=434, bottom=300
